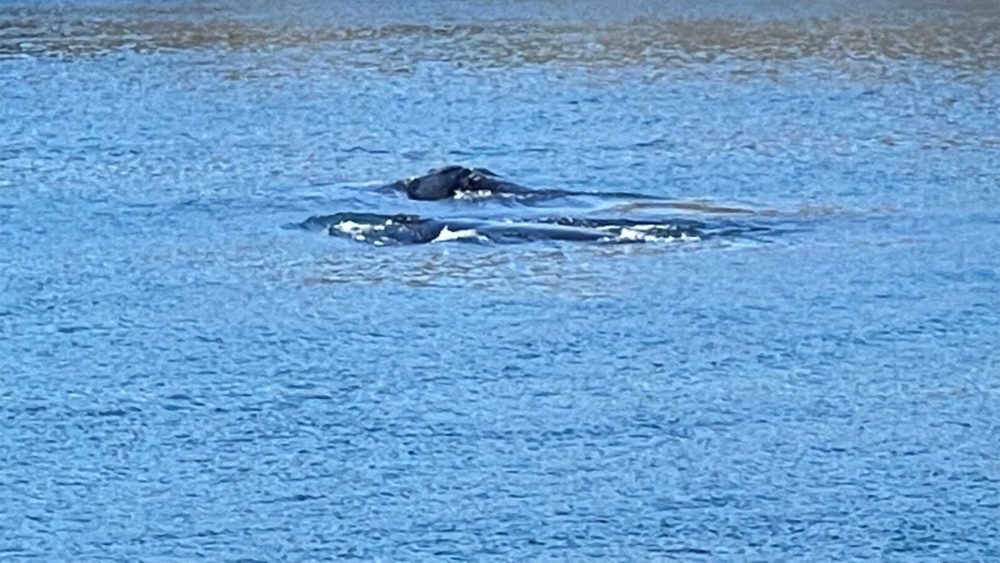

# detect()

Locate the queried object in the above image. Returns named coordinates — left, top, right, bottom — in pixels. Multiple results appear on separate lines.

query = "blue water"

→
left=2, top=1, right=999, bottom=559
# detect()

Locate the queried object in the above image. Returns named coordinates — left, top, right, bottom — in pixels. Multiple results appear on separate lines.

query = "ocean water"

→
left=1, top=1, right=998, bottom=559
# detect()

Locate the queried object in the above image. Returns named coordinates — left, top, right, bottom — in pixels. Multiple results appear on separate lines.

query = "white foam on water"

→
left=612, top=226, right=701, bottom=243
left=431, top=226, right=486, bottom=243
left=453, top=189, right=497, bottom=200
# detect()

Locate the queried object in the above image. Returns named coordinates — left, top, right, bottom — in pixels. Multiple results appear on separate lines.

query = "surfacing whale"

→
left=292, top=166, right=775, bottom=247
left=386, top=165, right=669, bottom=202
left=298, top=212, right=707, bottom=246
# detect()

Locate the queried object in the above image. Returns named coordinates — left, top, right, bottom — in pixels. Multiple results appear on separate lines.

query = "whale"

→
left=293, top=166, right=773, bottom=247
left=385, top=165, right=536, bottom=201
left=297, top=212, right=708, bottom=246
left=385, top=165, right=669, bottom=202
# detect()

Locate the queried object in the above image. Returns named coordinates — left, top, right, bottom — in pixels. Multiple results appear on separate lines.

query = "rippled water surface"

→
left=2, top=0, right=999, bottom=559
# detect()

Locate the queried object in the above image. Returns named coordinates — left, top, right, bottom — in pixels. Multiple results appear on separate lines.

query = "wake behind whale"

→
left=295, top=166, right=773, bottom=247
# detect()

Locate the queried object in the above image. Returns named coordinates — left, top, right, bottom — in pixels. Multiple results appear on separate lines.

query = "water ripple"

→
left=1, top=6, right=997, bottom=78
left=2, top=1, right=999, bottom=560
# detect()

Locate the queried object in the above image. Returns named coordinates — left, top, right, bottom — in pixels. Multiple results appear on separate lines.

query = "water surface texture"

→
left=2, top=0, right=999, bottom=559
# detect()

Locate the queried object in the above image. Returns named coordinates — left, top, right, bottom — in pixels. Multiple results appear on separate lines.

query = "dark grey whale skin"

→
left=299, top=212, right=609, bottom=244
left=385, top=165, right=533, bottom=201
left=386, top=165, right=666, bottom=202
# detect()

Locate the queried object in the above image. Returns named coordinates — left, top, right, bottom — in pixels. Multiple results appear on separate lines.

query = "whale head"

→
left=392, top=165, right=499, bottom=201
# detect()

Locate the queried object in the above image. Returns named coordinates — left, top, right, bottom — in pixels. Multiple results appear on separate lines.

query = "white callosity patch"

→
left=334, top=219, right=390, bottom=242
left=333, top=220, right=372, bottom=234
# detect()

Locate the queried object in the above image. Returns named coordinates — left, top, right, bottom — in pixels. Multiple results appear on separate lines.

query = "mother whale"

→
left=298, top=212, right=707, bottom=245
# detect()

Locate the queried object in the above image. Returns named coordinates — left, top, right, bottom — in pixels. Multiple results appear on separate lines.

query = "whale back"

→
left=404, top=166, right=472, bottom=200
